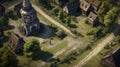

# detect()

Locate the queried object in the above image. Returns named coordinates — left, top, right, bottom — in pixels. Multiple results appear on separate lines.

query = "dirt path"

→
left=74, top=24, right=120, bottom=67
left=32, top=4, right=76, bottom=37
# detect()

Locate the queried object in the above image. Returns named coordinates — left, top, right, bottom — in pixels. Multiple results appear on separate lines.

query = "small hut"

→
left=80, top=0, right=94, bottom=16
left=87, top=12, right=99, bottom=26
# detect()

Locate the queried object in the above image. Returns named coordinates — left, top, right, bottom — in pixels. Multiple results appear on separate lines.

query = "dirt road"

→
left=32, top=4, right=76, bottom=37
left=74, top=24, right=120, bottom=67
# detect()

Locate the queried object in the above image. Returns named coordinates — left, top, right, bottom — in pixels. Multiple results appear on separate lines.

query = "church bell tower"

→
left=20, top=0, right=40, bottom=36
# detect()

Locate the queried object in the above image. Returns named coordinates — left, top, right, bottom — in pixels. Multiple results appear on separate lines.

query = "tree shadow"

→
left=70, top=8, right=82, bottom=17
left=112, top=24, right=120, bottom=36
left=32, top=51, right=53, bottom=62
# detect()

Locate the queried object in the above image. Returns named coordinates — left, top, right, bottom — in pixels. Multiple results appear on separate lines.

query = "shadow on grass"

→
left=113, top=24, right=120, bottom=36
left=32, top=51, right=53, bottom=62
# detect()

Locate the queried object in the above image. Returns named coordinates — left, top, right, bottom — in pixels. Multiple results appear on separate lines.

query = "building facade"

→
left=9, top=32, right=25, bottom=54
left=20, top=0, right=40, bottom=36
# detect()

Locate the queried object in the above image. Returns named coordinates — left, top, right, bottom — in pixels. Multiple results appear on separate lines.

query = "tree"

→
left=24, top=39, right=41, bottom=58
left=0, top=16, right=8, bottom=26
left=104, top=7, right=120, bottom=26
left=58, top=10, right=66, bottom=23
left=97, top=1, right=112, bottom=23
left=115, top=36, right=120, bottom=43
left=6, top=10, right=18, bottom=20
left=39, top=0, right=52, bottom=10
left=58, top=10, right=64, bottom=21
left=52, top=7, right=60, bottom=16
left=0, top=45, right=18, bottom=67
left=87, top=26, right=105, bottom=38
left=66, top=17, right=71, bottom=24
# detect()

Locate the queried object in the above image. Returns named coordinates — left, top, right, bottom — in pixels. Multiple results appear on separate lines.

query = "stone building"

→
left=63, top=0, right=79, bottom=15
left=20, top=0, right=41, bottom=36
left=0, top=28, right=4, bottom=39
left=9, top=32, right=25, bottom=54
left=87, top=12, right=99, bottom=26
left=80, top=0, right=94, bottom=16
left=102, top=48, right=120, bottom=67
left=0, top=4, right=5, bottom=16
left=87, top=0, right=101, bottom=11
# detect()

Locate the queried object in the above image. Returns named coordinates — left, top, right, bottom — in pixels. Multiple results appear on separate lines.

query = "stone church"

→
left=20, top=0, right=40, bottom=36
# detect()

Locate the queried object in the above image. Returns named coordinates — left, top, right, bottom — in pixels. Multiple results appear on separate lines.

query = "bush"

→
left=104, top=45, right=110, bottom=49
left=52, top=7, right=60, bottom=16
left=68, top=24, right=77, bottom=28
left=0, top=16, right=8, bottom=26
left=6, top=10, right=18, bottom=20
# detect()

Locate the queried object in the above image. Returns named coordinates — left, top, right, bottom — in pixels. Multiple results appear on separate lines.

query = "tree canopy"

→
left=104, top=7, right=120, bottom=26
left=39, top=0, right=52, bottom=10
left=97, top=1, right=112, bottom=23
left=24, top=39, right=41, bottom=58
left=0, top=45, right=18, bottom=67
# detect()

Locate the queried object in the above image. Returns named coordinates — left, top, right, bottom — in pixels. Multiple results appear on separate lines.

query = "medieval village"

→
left=0, top=0, right=120, bottom=67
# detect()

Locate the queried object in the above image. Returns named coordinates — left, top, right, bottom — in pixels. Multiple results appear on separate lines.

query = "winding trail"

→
left=32, top=4, right=76, bottom=37
left=74, top=24, right=120, bottom=67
